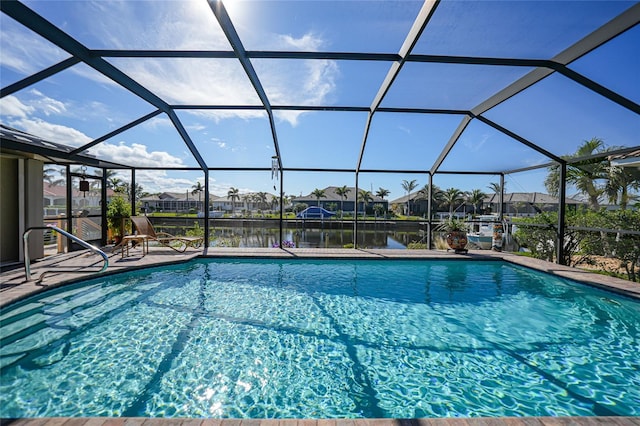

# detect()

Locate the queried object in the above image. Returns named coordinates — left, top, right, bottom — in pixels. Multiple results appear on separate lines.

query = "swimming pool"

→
left=1, top=258, right=638, bottom=418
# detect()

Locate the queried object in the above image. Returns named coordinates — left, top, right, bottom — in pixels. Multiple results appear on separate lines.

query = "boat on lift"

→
left=467, top=214, right=501, bottom=250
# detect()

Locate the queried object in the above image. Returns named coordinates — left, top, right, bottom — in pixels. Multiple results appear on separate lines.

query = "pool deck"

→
left=1, top=247, right=639, bottom=426
left=1, top=417, right=639, bottom=426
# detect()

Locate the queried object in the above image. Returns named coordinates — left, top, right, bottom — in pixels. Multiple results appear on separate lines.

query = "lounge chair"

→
left=129, top=216, right=204, bottom=253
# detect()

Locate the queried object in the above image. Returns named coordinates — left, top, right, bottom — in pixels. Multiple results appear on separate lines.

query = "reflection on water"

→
left=209, top=225, right=423, bottom=249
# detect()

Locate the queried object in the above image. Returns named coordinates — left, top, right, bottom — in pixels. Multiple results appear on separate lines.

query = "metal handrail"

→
left=23, top=224, right=109, bottom=282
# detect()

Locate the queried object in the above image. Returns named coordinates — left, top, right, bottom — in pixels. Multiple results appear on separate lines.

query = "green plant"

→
left=433, top=235, right=449, bottom=250
left=407, top=242, right=428, bottom=249
left=106, top=195, right=131, bottom=237
left=186, top=221, right=204, bottom=238
left=513, top=209, right=639, bottom=281
left=436, top=217, right=467, bottom=233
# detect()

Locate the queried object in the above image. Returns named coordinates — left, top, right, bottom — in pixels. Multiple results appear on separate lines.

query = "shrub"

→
left=186, top=221, right=204, bottom=237
left=407, top=242, right=428, bottom=249
left=513, top=209, right=639, bottom=281
left=106, top=195, right=131, bottom=237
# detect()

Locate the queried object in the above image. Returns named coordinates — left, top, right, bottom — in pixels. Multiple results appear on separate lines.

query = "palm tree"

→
left=97, top=168, right=117, bottom=182
left=441, top=187, right=465, bottom=216
left=487, top=181, right=505, bottom=195
left=545, top=138, right=609, bottom=210
left=270, top=195, right=279, bottom=212
left=375, top=188, right=390, bottom=219
left=120, top=182, right=146, bottom=202
left=358, top=189, right=373, bottom=215
left=191, top=182, right=204, bottom=211
left=466, top=189, right=486, bottom=216
left=108, top=177, right=123, bottom=190
left=256, top=191, right=268, bottom=211
left=242, top=194, right=252, bottom=214
left=373, top=203, right=386, bottom=219
left=227, top=187, right=240, bottom=216
left=375, top=187, right=390, bottom=200
left=512, top=201, right=527, bottom=216
left=416, top=184, right=443, bottom=215
left=604, top=164, right=640, bottom=210
left=335, top=185, right=351, bottom=216
left=311, top=188, right=326, bottom=207
left=43, top=166, right=64, bottom=186
left=401, top=179, right=418, bottom=216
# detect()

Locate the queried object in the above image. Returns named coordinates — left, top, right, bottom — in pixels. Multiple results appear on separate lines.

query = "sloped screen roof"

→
left=1, top=0, right=639, bottom=197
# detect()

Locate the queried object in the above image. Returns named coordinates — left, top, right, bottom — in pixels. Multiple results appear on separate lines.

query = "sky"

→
left=1, top=0, right=638, bottom=203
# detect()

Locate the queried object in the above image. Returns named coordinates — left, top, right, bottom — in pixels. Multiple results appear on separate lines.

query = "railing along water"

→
left=23, top=224, right=109, bottom=282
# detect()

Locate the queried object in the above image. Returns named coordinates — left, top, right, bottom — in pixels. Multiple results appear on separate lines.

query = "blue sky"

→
left=1, top=0, right=638, bottom=202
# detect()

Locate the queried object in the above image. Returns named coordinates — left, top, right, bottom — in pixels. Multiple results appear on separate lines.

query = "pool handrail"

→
left=23, top=224, right=109, bottom=282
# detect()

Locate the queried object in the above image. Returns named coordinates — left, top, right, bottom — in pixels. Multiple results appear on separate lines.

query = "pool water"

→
left=1, top=259, right=639, bottom=418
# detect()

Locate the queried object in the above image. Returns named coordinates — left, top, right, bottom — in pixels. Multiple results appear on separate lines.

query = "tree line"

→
left=515, top=138, right=639, bottom=281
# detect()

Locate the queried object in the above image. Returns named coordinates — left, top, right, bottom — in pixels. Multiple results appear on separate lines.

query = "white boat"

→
left=467, top=215, right=501, bottom=250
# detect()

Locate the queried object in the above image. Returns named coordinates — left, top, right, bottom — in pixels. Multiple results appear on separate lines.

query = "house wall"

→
left=0, top=156, right=44, bottom=264
left=0, top=157, right=19, bottom=263
left=293, top=200, right=387, bottom=212
left=24, top=159, right=44, bottom=260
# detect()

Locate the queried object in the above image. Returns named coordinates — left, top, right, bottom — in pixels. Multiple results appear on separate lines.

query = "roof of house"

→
left=484, top=192, right=584, bottom=205
left=609, top=149, right=640, bottom=168
left=389, top=191, right=426, bottom=204
left=293, top=186, right=387, bottom=203
left=140, top=192, right=201, bottom=202
left=44, top=184, right=115, bottom=198
left=389, top=191, right=585, bottom=205
left=211, top=192, right=278, bottom=203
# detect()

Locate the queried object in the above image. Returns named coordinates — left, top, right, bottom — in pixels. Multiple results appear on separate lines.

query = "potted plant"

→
left=107, top=194, right=131, bottom=245
left=437, top=217, right=468, bottom=253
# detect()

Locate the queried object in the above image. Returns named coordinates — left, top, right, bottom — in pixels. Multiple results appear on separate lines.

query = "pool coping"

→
left=1, top=417, right=639, bottom=426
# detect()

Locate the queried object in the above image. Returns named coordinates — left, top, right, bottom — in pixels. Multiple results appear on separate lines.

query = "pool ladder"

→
left=23, top=224, right=109, bottom=283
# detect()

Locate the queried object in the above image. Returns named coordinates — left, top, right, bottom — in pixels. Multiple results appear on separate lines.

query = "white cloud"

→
left=217, top=141, right=227, bottom=149
left=88, top=142, right=186, bottom=168
left=111, top=57, right=263, bottom=107
left=131, top=172, right=247, bottom=196
left=462, top=133, right=490, bottom=152
left=134, top=170, right=195, bottom=194
left=0, top=95, right=35, bottom=118
left=28, top=89, right=67, bottom=116
left=86, top=0, right=229, bottom=50
left=0, top=15, right=68, bottom=76
left=0, top=90, right=70, bottom=119
left=5, top=2, right=339, bottom=129
left=398, top=125, right=411, bottom=135
left=279, top=33, right=325, bottom=51
left=7, top=117, right=91, bottom=147
left=142, top=116, right=172, bottom=130
left=187, top=109, right=268, bottom=124
left=523, top=157, right=549, bottom=167
left=302, top=59, right=338, bottom=103
left=187, top=123, right=207, bottom=132
left=69, top=63, right=120, bottom=88
left=254, top=33, right=339, bottom=126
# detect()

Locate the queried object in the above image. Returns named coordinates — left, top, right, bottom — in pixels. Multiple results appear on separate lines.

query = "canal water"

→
left=209, top=225, right=424, bottom=249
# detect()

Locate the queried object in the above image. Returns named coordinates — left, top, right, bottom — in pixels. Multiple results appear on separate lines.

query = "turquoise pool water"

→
left=1, top=258, right=639, bottom=418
